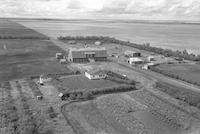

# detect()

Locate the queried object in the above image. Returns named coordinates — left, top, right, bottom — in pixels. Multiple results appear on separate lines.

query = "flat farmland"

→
left=153, top=63, right=200, bottom=85
left=0, top=19, right=47, bottom=38
left=54, top=75, right=118, bottom=92
left=0, top=39, right=70, bottom=82
left=0, top=39, right=66, bottom=64
left=62, top=94, right=184, bottom=134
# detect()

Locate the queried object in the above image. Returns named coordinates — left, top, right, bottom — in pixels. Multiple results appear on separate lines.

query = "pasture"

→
left=154, top=63, right=200, bottom=85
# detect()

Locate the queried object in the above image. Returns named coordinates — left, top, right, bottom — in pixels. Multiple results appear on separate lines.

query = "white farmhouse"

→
left=85, top=70, right=107, bottom=80
left=128, top=57, right=143, bottom=64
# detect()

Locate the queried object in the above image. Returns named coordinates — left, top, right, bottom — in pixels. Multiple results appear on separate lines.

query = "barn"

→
left=68, top=47, right=107, bottom=63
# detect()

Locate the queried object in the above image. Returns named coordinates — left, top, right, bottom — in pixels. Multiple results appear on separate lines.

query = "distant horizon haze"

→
left=17, top=19, right=200, bottom=55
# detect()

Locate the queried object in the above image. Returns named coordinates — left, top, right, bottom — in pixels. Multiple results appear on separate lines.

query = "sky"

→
left=0, top=0, right=200, bottom=21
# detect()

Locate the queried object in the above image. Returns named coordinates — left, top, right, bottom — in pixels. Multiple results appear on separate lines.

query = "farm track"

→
left=61, top=101, right=88, bottom=134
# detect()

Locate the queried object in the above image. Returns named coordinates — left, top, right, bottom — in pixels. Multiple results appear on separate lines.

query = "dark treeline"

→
left=61, top=84, right=136, bottom=101
left=0, top=36, right=50, bottom=40
left=58, top=36, right=200, bottom=61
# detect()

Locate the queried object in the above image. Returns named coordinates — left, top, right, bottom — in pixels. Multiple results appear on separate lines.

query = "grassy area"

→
left=62, top=94, right=180, bottom=134
left=0, top=39, right=70, bottom=82
left=0, top=19, right=48, bottom=39
left=0, top=39, right=66, bottom=64
left=0, top=19, right=72, bottom=82
left=55, top=75, right=118, bottom=93
left=151, top=63, right=200, bottom=86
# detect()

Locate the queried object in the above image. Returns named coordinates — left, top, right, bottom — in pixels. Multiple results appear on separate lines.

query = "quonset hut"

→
left=68, top=47, right=107, bottom=63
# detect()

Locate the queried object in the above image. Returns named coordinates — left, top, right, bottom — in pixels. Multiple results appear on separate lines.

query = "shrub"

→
left=47, top=106, right=57, bottom=119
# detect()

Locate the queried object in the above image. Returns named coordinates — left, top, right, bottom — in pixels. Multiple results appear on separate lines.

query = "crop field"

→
left=62, top=93, right=188, bottom=134
left=153, top=63, right=200, bottom=85
left=0, top=39, right=70, bottom=82
left=156, top=81, right=200, bottom=109
left=62, top=94, right=146, bottom=134
left=0, top=19, right=48, bottom=39
left=129, top=89, right=200, bottom=133
left=0, top=79, right=75, bottom=134
left=53, top=75, right=118, bottom=93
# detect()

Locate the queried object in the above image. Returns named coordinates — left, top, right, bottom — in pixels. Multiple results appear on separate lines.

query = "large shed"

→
left=68, top=47, right=107, bottom=62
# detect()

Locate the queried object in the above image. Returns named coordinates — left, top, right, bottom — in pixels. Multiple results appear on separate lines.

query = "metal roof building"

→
left=68, top=47, right=107, bottom=62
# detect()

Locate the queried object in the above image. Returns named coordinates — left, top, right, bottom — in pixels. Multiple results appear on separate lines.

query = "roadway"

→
left=117, top=61, right=200, bottom=93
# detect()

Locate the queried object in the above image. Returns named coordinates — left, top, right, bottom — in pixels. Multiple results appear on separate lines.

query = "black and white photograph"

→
left=0, top=0, right=200, bottom=134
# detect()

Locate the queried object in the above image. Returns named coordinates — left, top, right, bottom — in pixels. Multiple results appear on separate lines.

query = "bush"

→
left=47, top=106, right=57, bottom=119
left=62, top=85, right=136, bottom=101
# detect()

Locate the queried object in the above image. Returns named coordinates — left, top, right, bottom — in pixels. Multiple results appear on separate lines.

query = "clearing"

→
left=52, top=74, right=119, bottom=93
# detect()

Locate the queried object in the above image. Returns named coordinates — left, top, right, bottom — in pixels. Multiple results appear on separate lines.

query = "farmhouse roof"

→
left=86, top=69, right=107, bottom=75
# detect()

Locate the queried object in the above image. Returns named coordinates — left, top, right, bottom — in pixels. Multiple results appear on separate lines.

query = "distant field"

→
left=153, top=63, right=200, bottom=85
left=17, top=19, right=200, bottom=54
left=0, top=19, right=72, bottom=82
left=56, top=75, right=118, bottom=93
left=0, top=19, right=48, bottom=39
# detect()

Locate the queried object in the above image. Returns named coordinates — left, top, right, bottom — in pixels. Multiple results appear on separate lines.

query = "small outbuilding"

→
left=56, top=53, right=63, bottom=59
left=85, top=70, right=107, bottom=80
left=147, top=56, right=155, bottom=62
left=95, top=41, right=101, bottom=46
left=60, top=59, right=67, bottom=64
left=124, top=50, right=141, bottom=57
left=142, top=63, right=155, bottom=70
left=128, top=57, right=143, bottom=64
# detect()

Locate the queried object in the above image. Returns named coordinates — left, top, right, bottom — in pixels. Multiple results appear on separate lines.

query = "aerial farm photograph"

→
left=1, top=0, right=200, bottom=134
